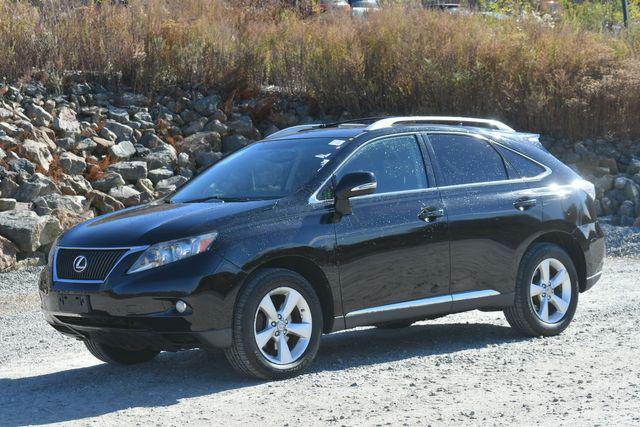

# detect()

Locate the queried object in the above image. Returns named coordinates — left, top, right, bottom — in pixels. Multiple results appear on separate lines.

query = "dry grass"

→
left=1, top=0, right=640, bottom=138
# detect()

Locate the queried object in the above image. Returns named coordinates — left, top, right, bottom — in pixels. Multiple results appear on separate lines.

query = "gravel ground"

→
left=1, top=256, right=639, bottom=426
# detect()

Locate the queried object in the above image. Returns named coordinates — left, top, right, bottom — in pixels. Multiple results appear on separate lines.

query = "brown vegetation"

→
left=1, top=0, right=640, bottom=138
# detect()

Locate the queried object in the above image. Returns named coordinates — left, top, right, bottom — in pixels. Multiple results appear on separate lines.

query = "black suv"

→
left=40, top=116, right=605, bottom=379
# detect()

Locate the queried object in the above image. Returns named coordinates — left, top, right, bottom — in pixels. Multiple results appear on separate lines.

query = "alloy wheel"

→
left=529, top=258, right=572, bottom=324
left=253, top=287, right=313, bottom=368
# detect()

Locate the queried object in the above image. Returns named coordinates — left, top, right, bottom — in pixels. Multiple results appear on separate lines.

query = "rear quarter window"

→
left=495, top=146, right=547, bottom=178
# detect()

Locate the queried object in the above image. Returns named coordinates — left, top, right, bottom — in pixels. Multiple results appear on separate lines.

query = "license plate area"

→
left=58, top=295, right=91, bottom=314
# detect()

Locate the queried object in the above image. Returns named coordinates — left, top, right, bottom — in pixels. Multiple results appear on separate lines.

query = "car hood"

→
left=60, top=199, right=277, bottom=248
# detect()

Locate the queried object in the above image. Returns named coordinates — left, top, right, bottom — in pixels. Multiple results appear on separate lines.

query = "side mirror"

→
left=334, top=172, right=377, bottom=215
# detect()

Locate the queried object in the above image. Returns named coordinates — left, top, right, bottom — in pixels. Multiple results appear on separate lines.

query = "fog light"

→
left=175, top=300, right=188, bottom=313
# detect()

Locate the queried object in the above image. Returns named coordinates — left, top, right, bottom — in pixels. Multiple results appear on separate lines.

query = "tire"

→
left=84, top=339, right=159, bottom=365
left=224, top=268, right=323, bottom=380
left=376, top=320, right=414, bottom=329
left=504, top=243, right=579, bottom=337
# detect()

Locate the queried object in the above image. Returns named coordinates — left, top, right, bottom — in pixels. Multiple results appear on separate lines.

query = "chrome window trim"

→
left=344, top=289, right=501, bottom=318
left=52, top=245, right=148, bottom=284
left=308, top=130, right=551, bottom=205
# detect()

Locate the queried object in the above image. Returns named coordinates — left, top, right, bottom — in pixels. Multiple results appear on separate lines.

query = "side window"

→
left=495, top=146, right=547, bottom=178
left=320, top=135, right=428, bottom=199
left=429, top=134, right=508, bottom=186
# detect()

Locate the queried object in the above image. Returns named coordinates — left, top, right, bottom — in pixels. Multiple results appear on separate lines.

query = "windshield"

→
left=170, top=137, right=348, bottom=203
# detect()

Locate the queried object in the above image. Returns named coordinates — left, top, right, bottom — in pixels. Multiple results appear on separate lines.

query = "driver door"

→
left=331, top=134, right=451, bottom=327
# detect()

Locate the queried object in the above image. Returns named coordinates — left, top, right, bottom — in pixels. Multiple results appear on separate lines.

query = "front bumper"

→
left=39, top=251, right=246, bottom=351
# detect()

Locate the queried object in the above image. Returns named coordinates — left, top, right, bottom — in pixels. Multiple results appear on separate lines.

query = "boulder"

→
left=183, top=117, right=208, bottom=136
left=195, top=151, right=222, bottom=169
left=59, top=174, right=93, bottom=196
left=8, top=158, right=36, bottom=175
left=91, top=172, right=126, bottom=192
left=156, top=175, right=188, bottom=194
left=52, top=106, right=80, bottom=136
left=222, top=134, right=250, bottom=154
left=32, top=194, right=89, bottom=217
left=92, top=136, right=115, bottom=154
left=87, top=190, right=125, bottom=214
left=109, top=185, right=142, bottom=207
left=139, top=133, right=164, bottom=149
left=0, top=210, right=62, bottom=252
left=177, top=152, right=189, bottom=168
left=59, top=152, right=87, bottom=175
left=175, top=131, right=221, bottom=155
left=148, top=168, right=174, bottom=185
left=106, top=161, right=148, bottom=181
left=27, top=104, right=53, bottom=126
left=104, top=120, right=134, bottom=142
left=192, top=95, right=220, bottom=116
left=0, top=177, right=19, bottom=199
left=204, top=119, right=228, bottom=135
left=22, top=139, right=53, bottom=171
left=145, top=144, right=177, bottom=169
left=14, top=173, right=60, bottom=202
left=0, top=198, right=17, bottom=211
left=0, top=235, right=17, bottom=271
left=227, top=116, right=260, bottom=139
left=109, top=140, right=136, bottom=160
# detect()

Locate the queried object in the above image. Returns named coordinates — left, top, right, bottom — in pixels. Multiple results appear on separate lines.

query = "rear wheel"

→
left=224, top=268, right=323, bottom=379
left=84, top=340, right=159, bottom=365
left=504, top=243, right=579, bottom=337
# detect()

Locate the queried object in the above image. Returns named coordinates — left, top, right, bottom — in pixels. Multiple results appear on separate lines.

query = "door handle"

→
left=418, top=207, right=445, bottom=222
left=513, top=197, right=537, bottom=211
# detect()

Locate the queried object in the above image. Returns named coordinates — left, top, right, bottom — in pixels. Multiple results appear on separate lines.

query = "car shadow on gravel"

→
left=0, top=321, right=524, bottom=426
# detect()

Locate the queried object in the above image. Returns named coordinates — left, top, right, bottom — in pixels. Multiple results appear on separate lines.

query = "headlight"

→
left=128, top=232, right=218, bottom=274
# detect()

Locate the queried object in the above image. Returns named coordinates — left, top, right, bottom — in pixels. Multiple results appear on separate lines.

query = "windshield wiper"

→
left=173, top=195, right=280, bottom=203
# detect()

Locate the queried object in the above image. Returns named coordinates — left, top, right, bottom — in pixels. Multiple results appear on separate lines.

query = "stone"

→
left=99, top=126, right=118, bottom=142
left=27, top=104, right=53, bottom=126
left=148, top=168, right=174, bottom=185
left=32, top=194, right=89, bottom=217
left=227, top=116, right=260, bottom=139
left=0, top=176, right=19, bottom=199
left=139, top=133, right=163, bottom=149
left=107, top=161, right=148, bottom=181
left=109, top=140, right=136, bottom=160
left=118, top=92, right=148, bottom=106
left=92, top=136, right=115, bottom=154
left=136, top=178, right=155, bottom=195
left=0, top=210, right=62, bottom=252
left=192, top=95, right=220, bottom=116
left=175, top=131, right=222, bottom=155
left=59, top=152, right=87, bottom=175
left=14, top=173, right=60, bottom=202
left=0, top=122, right=21, bottom=137
left=195, top=151, right=222, bottom=168
left=8, top=158, right=36, bottom=175
left=15, top=251, right=47, bottom=269
left=177, top=152, right=189, bottom=168
left=183, top=117, right=208, bottom=136
left=91, top=172, right=126, bottom=192
left=614, top=176, right=630, bottom=190
left=619, top=200, right=635, bottom=218
left=0, top=235, right=17, bottom=271
left=156, top=175, right=188, bottom=194
left=104, top=120, right=134, bottom=142
left=106, top=106, right=130, bottom=123
left=59, top=174, right=92, bottom=196
left=0, top=198, right=17, bottom=211
left=22, top=139, right=53, bottom=171
left=204, top=119, right=228, bottom=135
left=627, top=157, right=640, bottom=175
left=594, top=174, right=614, bottom=194
left=52, top=106, right=81, bottom=136
left=222, top=134, right=250, bottom=153
left=75, top=138, right=97, bottom=153
left=109, top=185, right=141, bottom=207
left=87, top=190, right=125, bottom=214
left=133, top=111, right=153, bottom=123
left=145, top=144, right=177, bottom=169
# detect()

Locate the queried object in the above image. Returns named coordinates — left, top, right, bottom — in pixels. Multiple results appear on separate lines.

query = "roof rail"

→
left=263, top=117, right=386, bottom=140
left=365, top=116, right=515, bottom=132
left=264, top=124, right=324, bottom=140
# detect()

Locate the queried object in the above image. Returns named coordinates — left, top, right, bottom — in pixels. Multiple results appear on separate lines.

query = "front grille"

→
left=55, top=248, right=127, bottom=281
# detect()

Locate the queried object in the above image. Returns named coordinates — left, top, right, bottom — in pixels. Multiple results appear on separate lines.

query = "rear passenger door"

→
left=425, top=133, right=543, bottom=307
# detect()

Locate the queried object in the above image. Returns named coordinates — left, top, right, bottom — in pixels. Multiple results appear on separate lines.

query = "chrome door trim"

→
left=52, top=245, right=148, bottom=284
left=344, top=289, right=500, bottom=318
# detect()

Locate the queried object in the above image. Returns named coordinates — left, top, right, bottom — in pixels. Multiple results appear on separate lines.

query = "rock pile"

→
left=1, top=79, right=639, bottom=271
left=0, top=80, right=314, bottom=270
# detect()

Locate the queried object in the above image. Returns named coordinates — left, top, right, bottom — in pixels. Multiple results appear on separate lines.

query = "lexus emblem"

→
left=73, top=255, right=88, bottom=273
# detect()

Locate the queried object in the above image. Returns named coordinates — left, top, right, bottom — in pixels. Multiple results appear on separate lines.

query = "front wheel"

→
left=84, top=340, right=159, bottom=365
left=224, top=268, right=323, bottom=380
left=504, top=243, right=579, bottom=337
